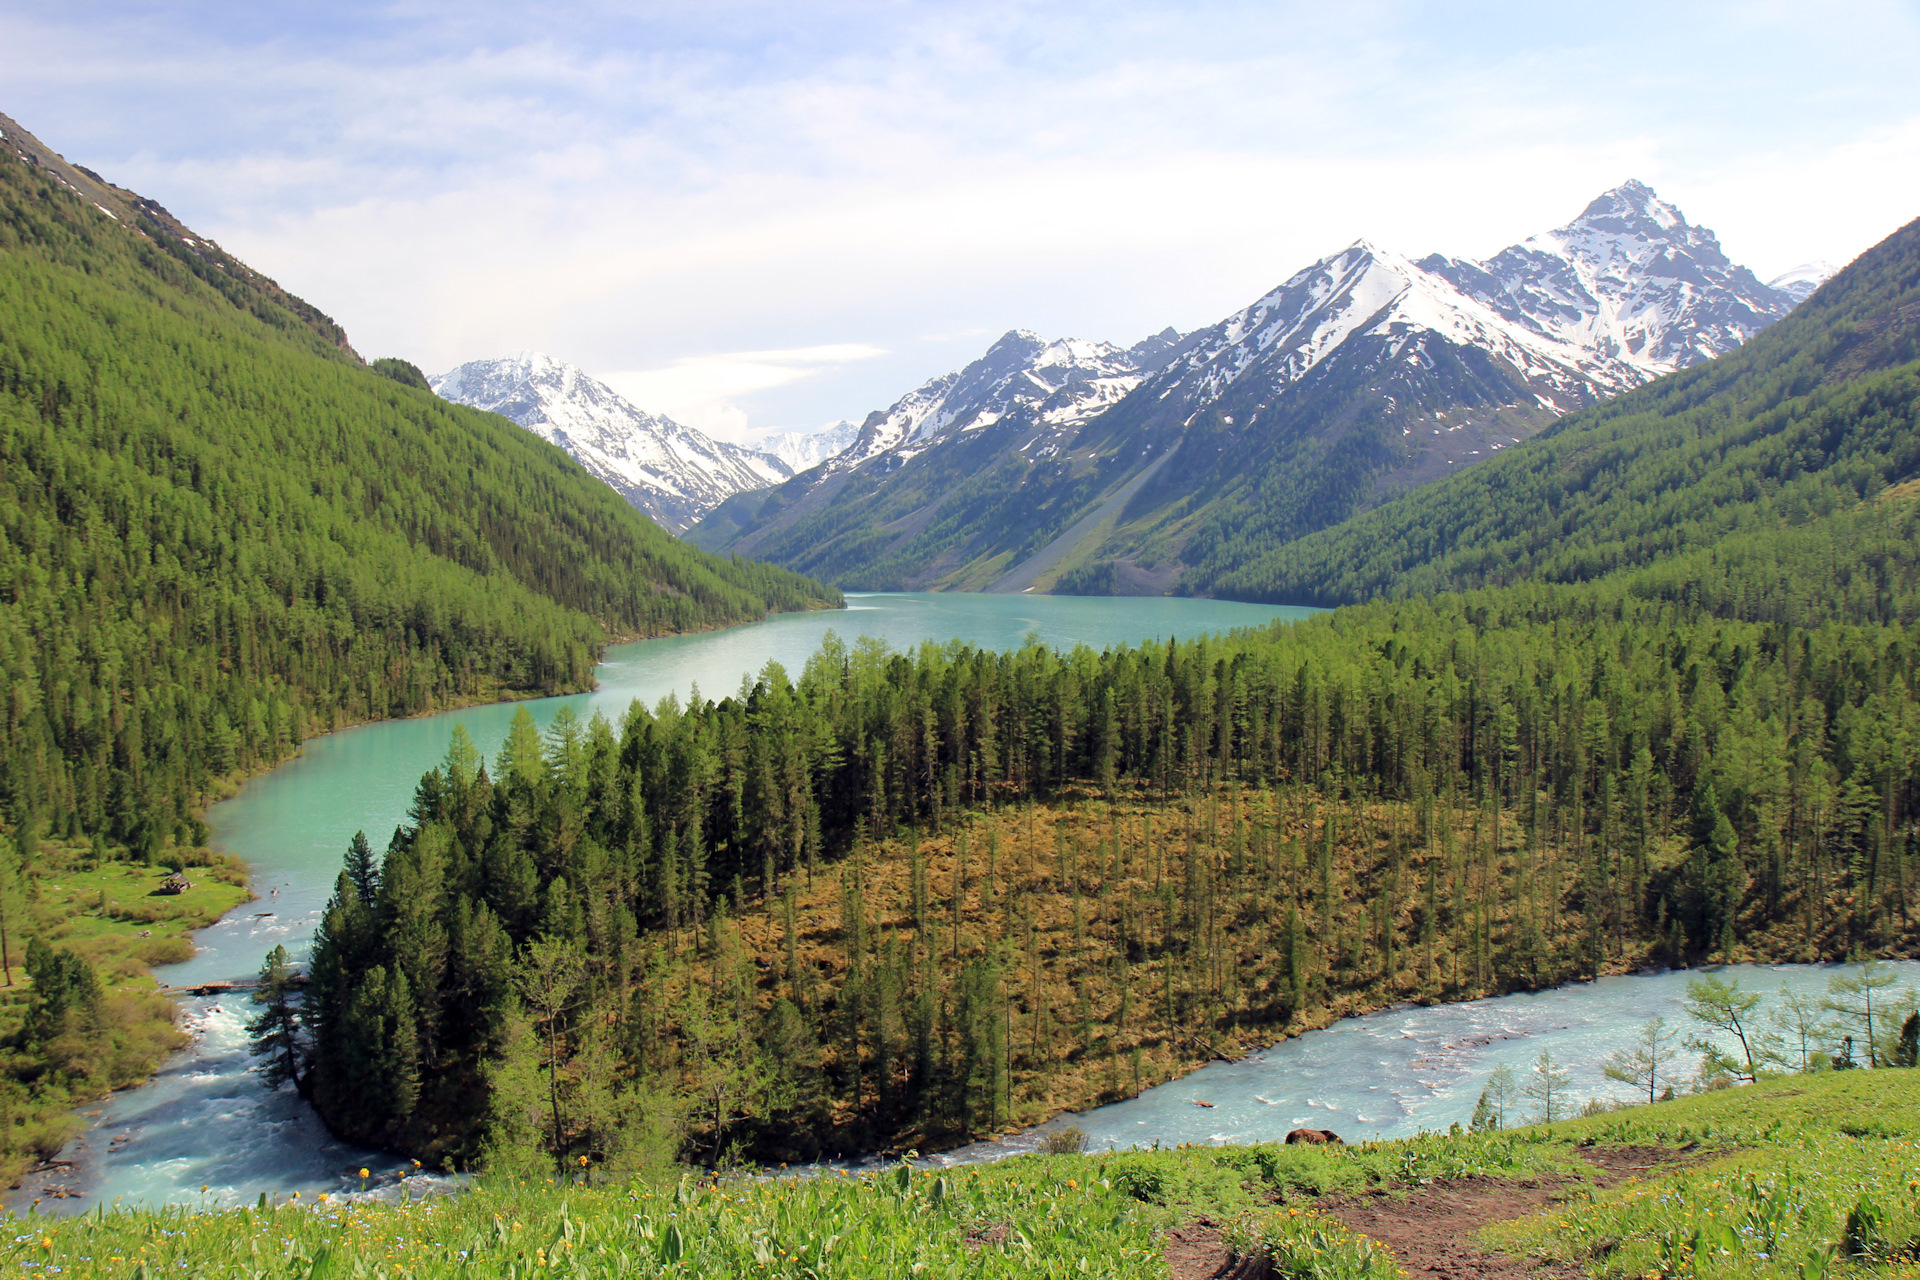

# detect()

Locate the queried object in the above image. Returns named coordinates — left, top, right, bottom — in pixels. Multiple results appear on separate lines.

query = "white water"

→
left=928, top=961, right=1920, bottom=1165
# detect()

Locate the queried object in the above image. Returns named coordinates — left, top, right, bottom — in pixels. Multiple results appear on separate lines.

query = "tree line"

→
left=276, top=549, right=1919, bottom=1168
left=0, top=141, right=838, bottom=860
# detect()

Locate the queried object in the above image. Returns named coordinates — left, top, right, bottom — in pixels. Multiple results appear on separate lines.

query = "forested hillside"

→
left=1196, top=215, right=1920, bottom=606
left=299, top=532, right=1918, bottom=1164
left=0, top=121, right=838, bottom=860
left=290, top=207, right=1920, bottom=1173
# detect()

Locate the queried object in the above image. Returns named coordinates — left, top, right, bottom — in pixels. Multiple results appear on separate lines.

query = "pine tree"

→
left=246, top=944, right=308, bottom=1095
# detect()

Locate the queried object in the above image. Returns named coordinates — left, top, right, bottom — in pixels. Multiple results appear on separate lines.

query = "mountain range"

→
left=430, top=354, right=792, bottom=532
left=688, top=181, right=1833, bottom=595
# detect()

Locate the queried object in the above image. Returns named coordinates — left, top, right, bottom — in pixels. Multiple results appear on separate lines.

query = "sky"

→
left=3, top=1, right=1918, bottom=443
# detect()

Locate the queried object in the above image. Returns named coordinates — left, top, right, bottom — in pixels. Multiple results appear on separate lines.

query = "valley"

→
left=1, top=10, right=1917, bottom=1270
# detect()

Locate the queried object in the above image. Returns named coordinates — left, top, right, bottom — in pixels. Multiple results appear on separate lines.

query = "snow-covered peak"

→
left=754, top=420, right=860, bottom=473
left=1568, top=179, right=1685, bottom=236
left=1420, top=180, right=1793, bottom=375
left=828, top=327, right=1157, bottom=471
left=1151, top=236, right=1625, bottom=419
left=432, top=352, right=790, bottom=532
left=1767, top=261, right=1837, bottom=304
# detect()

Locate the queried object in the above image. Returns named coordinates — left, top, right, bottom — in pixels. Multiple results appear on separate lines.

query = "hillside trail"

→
left=1163, top=1145, right=1702, bottom=1280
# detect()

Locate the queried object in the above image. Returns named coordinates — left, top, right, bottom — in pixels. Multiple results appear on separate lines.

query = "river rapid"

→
left=20, top=594, right=1915, bottom=1210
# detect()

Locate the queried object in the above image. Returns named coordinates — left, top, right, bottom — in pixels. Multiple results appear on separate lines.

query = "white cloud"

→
left=4, top=1, right=1917, bottom=432
left=599, top=344, right=888, bottom=440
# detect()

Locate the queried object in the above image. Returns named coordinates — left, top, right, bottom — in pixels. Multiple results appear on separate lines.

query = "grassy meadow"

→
left=6, top=1067, right=1917, bottom=1277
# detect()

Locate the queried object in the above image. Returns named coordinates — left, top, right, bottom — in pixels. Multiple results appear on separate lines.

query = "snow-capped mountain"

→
left=1087, top=179, right=1820, bottom=489
left=1419, top=180, right=1796, bottom=373
left=693, top=181, right=1819, bottom=594
left=825, top=327, right=1181, bottom=474
left=753, top=421, right=861, bottom=473
left=431, top=352, right=791, bottom=532
left=1767, top=262, right=1838, bottom=305
left=1135, top=237, right=1631, bottom=430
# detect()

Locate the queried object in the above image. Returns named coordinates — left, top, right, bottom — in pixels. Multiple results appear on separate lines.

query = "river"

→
left=24, top=593, right=1915, bottom=1211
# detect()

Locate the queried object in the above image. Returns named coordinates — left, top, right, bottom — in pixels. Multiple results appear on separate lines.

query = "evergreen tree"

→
left=246, top=944, right=309, bottom=1095
left=1603, top=1017, right=1678, bottom=1104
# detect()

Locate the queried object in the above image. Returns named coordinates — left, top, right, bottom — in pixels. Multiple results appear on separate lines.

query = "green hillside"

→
left=0, top=119, right=839, bottom=856
left=1197, top=216, right=1920, bottom=607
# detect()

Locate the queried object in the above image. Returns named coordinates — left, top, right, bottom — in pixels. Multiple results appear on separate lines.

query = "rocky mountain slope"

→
left=693, top=182, right=1826, bottom=594
left=432, top=353, right=793, bottom=532
left=685, top=327, right=1182, bottom=557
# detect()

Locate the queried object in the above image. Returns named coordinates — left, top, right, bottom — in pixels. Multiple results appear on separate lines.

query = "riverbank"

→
left=582, top=778, right=1916, bottom=1168
left=0, top=597, right=859, bottom=1203
left=0, top=833, right=253, bottom=1191
left=11, top=1062, right=1916, bottom=1278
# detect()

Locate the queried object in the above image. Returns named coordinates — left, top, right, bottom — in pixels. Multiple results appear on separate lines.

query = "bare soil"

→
left=1161, top=1145, right=1707, bottom=1280
left=1163, top=1219, right=1271, bottom=1280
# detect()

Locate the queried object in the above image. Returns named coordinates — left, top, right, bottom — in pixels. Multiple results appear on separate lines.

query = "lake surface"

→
left=30, top=592, right=1915, bottom=1213
left=37, top=593, right=1310, bottom=1210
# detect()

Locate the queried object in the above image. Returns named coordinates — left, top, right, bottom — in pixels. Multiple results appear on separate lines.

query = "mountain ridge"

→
left=695, top=181, right=1823, bottom=593
left=432, top=352, right=796, bottom=532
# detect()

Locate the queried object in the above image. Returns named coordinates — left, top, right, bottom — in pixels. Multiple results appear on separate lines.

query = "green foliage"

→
left=1603, top=1016, right=1681, bottom=1105
left=24, top=1060, right=1920, bottom=1280
left=244, top=943, right=305, bottom=1095
left=0, top=143, right=838, bottom=850
left=1683, top=975, right=1770, bottom=1082
left=371, top=356, right=431, bottom=390
left=1489, top=1070, right=1920, bottom=1280
left=1472, top=1063, right=1519, bottom=1132
left=304, top=506, right=1920, bottom=1162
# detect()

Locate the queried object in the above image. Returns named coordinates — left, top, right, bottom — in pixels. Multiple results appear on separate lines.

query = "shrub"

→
left=1038, top=1125, right=1088, bottom=1155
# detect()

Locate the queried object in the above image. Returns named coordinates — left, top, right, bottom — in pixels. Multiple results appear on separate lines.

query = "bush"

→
left=1038, top=1126, right=1088, bottom=1155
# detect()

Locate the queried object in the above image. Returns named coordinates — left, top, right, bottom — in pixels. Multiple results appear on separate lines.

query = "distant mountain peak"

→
left=1420, top=182, right=1792, bottom=376
left=432, top=354, right=789, bottom=532
left=1573, top=179, right=1686, bottom=233
left=822, top=326, right=1160, bottom=471
left=1767, top=261, right=1839, bottom=304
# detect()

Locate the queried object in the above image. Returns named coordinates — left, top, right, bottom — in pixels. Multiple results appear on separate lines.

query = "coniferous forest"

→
left=289, top=210, right=1920, bottom=1176
left=0, top=120, right=837, bottom=1180
left=298, top=569, right=1920, bottom=1168
left=0, top=136, right=840, bottom=857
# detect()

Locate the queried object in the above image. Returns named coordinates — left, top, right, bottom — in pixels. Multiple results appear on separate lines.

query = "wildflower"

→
left=359, top=1168, right=370, bottom=1179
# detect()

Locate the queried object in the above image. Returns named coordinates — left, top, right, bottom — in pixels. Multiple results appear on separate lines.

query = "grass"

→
left=1489, top=1072, right=1920, bottom=1280
left=0, top=837, right=251, bottom=1183
left=0, top=1150, right=1404, bottom=1279
left=30, top=855, right=250, bottom=979
left=11, top=1068, right=1915, bottom=1279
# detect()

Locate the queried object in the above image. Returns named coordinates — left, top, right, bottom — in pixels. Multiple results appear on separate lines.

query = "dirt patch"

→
left=1313, top=1146, right=1707, bottom=1280
left=1570, top=1143, right=1710, bottom=1188
left=1162, top=1219, right=1271, bottom=1280
left=1319, top=1175, right=1578, bottom=1280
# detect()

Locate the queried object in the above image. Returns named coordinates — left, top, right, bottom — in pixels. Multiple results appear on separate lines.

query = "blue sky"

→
left=4, top=0, right=1919, bottom=441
